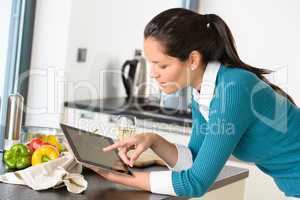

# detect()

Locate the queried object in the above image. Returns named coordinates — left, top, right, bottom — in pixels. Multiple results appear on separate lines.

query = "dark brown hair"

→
left=144, top=8, right=296, bottom=105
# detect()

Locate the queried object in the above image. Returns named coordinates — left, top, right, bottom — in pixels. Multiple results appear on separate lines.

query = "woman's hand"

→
left=103, top=133, right=157, bottom=167
left=83, top=163, right=151, bottom=191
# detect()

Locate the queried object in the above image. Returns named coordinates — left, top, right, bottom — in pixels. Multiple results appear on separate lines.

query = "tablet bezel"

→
left=60, top=123, right=132, bottom=175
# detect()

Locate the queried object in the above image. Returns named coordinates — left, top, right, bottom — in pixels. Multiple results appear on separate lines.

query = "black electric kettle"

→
left=121, top=49, right=151, bottom=99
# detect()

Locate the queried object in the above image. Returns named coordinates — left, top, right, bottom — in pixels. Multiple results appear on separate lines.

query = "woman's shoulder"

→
left=218, top=65, right=262, bottom=89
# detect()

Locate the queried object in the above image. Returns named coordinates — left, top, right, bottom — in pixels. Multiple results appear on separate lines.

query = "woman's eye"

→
left=159, top=65, right=168, bottom=69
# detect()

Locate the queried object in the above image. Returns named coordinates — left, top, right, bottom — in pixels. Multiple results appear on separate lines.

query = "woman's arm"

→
left=83, top=162, right=151, bottom=191
left=150, top=133, right=178, bottom=168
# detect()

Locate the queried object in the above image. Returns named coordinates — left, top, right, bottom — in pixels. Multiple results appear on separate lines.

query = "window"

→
left=0, top=0, right=36, bottom=151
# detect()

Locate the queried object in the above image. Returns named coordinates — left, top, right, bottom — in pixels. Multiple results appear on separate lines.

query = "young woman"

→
left=86, top=8, right=300, bottom=199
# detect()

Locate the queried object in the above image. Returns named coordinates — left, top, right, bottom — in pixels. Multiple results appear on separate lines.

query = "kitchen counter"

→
left=64, top=97, right=192, bottom=127
left=0, top=153, right=249, bottom=200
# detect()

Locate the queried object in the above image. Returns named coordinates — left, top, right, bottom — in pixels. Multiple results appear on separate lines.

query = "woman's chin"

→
left=160, top=86, right=179, bottom=94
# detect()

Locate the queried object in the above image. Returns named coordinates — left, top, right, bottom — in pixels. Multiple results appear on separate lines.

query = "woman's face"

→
left=143, top=37, right=191, bottom=94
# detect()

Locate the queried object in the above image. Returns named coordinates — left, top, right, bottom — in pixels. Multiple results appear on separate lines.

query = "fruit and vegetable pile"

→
left=3, top=135, right=64, bottom=170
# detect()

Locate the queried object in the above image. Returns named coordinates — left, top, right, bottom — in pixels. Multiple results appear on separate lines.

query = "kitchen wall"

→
left=25, top=0, right=72, bottom=127
left=199, top=0, right=300, bottom=104
left=25, top=0, right=184, bottom=128
left=64, top=0, right=184, bottom=102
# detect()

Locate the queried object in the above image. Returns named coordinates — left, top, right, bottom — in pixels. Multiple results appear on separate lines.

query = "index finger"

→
left=102, top=139, right=134, bottom=152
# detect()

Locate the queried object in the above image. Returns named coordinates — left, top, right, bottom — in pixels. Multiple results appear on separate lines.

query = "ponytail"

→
left=206, top=14, right=296, bottom=105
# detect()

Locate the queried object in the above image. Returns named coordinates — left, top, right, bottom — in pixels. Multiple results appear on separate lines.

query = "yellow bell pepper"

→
left=39, top=135, right=63, bottom=152
left=31, top=145, right=59, bottom=166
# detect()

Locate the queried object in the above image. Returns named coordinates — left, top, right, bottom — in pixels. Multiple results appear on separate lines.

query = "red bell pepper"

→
left=27, top=138, right=56, bottom=152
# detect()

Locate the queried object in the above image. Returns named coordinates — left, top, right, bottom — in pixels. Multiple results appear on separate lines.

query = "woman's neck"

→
left=191, top=63, right=206, bottom=91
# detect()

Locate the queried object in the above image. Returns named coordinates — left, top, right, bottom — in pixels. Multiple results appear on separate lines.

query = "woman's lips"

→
left=158, top=82, right=167, bottom=87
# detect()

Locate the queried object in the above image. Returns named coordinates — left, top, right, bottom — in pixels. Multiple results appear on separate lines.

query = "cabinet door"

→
left=62, top=108, right=100, bottom=131
left=62, top=107, right=118, bottom=137
left=61, top=107, right=77, bottom=126
left=135, top=118, right=192, bottom=135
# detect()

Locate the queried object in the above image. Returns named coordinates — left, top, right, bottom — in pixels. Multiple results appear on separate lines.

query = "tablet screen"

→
left=60, top=124, right=129, bottom=173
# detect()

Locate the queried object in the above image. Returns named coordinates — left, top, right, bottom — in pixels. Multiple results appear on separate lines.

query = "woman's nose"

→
left=150, top=65, right=159, bottom=78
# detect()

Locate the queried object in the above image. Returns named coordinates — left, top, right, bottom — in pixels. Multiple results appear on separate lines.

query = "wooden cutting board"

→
left=127, top=149, right=166, bottom=168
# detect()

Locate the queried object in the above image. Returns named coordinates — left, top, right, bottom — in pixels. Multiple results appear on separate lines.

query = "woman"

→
left=86, top=8, right=300, bottom=199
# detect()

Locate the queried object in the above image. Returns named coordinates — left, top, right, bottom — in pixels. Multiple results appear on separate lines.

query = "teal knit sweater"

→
left=172, top=65, right=300, bottom=198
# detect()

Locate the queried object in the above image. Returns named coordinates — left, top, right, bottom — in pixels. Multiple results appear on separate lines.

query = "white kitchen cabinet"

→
left=62, top=107, right=116, bottom=137
left=226, top=159, right=285, bottom=200
left=192, top=180, right=246, bottom=200
left=62, top=107, right=192, bottom=141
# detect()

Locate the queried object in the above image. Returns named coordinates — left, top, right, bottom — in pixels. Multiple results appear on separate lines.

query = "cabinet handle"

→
left=108, top=116, right=116, bottom=123
left=80, top=112, right=95, bottom=120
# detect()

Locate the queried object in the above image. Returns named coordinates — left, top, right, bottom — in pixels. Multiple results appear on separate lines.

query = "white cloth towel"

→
left=0, top=152, right=88, bottom=194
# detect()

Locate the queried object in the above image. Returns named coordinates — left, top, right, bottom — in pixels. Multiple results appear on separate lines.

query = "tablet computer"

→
left=60, top=123, right=132, bottom=175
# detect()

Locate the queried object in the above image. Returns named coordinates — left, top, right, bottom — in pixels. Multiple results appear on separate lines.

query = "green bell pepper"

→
left=3, top=144, right=31, bottom=170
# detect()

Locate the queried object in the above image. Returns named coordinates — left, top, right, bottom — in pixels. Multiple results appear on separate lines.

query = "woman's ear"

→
left=188, top=51, right=202, bottom=71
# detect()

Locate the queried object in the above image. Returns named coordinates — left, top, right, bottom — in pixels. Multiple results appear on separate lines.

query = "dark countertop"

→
left=64, top=97, right=193, bottom=127
left=0, top=153, right=249, bottom=200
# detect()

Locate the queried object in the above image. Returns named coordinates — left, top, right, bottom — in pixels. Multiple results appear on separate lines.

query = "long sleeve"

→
left=149, top=170, right=176, bottom=195
left=188, top=98, right=207, bottom=160
left=187, top=119, right=205, bottom=160
left=149, top=144, right=193, bottom=195
left=166, top=98, right=207, bottom=170
left=171, top=81, right=255, bottom=197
